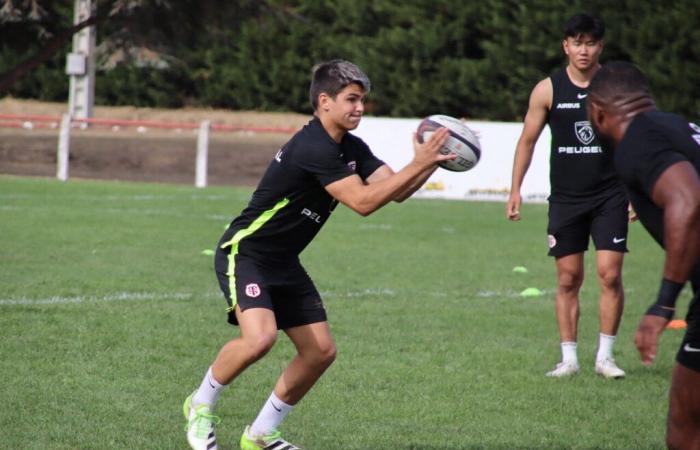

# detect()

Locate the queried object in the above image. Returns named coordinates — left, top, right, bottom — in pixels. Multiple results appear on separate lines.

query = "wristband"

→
left=645, top=278, right=683, bottom=319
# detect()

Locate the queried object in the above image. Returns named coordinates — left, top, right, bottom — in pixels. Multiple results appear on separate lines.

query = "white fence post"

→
left=57, top=113, right=72, bottom=181
left=195, top=120, right=210, bottom=188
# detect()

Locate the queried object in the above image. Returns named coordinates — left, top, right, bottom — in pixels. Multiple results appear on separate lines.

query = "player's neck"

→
left=317, top=114, right=347, bottom=143
left=566, top=63, right=600, bottom=88
left=615, top=101, right=657, bottom=144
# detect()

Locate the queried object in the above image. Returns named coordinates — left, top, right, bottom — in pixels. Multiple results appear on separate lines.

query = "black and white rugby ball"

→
left=417, top=115, right=481, bottom=172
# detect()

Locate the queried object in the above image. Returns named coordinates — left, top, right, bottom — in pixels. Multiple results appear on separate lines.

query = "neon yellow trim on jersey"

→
left=220, top=198, right=290, bottom=311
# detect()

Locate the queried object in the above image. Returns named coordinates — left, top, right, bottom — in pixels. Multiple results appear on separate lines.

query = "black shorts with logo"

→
left=547, top=189, right=629, bottom=258
left=214, top=249, right=327, bottom=330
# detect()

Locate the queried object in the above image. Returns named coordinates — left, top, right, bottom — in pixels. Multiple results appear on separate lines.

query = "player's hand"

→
left=506, top=192, right=522, bottom=221
left=635, top=314, right=670, bottom=365
left=628, top=203, right=639, bottom=222
left=412, top=128, right=453, bottom=168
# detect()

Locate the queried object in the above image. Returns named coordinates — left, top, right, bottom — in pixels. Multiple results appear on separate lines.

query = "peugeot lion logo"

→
left=574, top=121, right=595, bottom=145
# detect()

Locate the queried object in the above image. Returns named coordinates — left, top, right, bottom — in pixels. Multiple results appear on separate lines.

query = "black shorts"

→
left=214, top=250, right=327, bottom=330
left=676, top=292, right=700, bottom=372
left=547, top=190, right=629, bottom=258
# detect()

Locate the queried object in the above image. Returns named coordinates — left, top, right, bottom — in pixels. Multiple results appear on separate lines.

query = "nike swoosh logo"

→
left=271, top=401, right=282, bottom=412
left=577, top=93, right=588, bottom=99
left=613, top=237, right=626, bottom=243
left=208, top=380, right=216, bottom=389
left=684, top=343, right=700, bottom=352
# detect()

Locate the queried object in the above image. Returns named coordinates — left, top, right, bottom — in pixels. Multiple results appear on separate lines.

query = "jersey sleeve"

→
left=353, top=139, right=386, bottom=181
left=625, top=122, right=687, bottom=197
left=294, top=141, right=355, bottom=187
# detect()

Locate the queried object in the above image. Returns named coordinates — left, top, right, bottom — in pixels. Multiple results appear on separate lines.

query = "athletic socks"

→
left=596, top=333, right=616, bottom=361
left=561, top=341, right=578, bottom=364
left=250, top=391, right=294, bottom=436
left=192, top=366, right=226, bottom=408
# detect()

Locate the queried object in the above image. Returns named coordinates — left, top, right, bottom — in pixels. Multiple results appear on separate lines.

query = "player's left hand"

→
left=635, top=314, right=670, bottom=365
left=412, top=128, right=454, bottom=167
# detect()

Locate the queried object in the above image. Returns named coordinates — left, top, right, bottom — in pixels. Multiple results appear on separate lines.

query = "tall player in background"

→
left=587, top=61, right=700, bottom=450
left=507, top=14, right=629, bottom=378
left=182, top=60, right=452, bottom=450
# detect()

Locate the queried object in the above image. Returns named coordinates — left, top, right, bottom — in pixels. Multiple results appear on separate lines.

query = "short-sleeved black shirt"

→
left=614, top=111, right=700, bottom=245
left=219, top=117, right=385, bottom=263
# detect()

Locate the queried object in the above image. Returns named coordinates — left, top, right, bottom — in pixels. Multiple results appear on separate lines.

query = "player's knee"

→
left=597, top=268, right=622, bottom=291
left=665, top=429, right=684, bottom=450
left=305, top=341, right=337, bottom=369
left=558, top=271, right=583, bottom=292
left=665, top=413, right=700, bottom=450
left=243, top=332, right=277, bottom=361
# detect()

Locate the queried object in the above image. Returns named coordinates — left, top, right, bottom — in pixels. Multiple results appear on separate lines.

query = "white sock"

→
left=596, top=333, right=616, bottom=361
left=561, top=341, right=578, bottom=364
left=250, top=392, right=294, bottom=437
left=192, top=367, right=226, bottom=408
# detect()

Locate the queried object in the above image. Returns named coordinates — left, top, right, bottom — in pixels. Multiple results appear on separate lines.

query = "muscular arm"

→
left=325, top=129, right=450, bottom=216
left=365, top=164, right=438, bottom=203
left=651, top=161, right=700, bottom=283
left=635, top=161, right=700, bottom=365
left=506, top=79, right=551, bottom=220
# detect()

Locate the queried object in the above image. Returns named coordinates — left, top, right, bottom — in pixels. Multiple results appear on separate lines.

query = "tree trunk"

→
left=0, top=13, right=108, bottom=94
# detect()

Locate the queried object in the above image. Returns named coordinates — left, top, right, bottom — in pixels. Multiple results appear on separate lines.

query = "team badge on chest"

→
left=574, top=121, right=595, bottom=145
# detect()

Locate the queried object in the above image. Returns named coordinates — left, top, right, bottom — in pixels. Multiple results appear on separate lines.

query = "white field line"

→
left=1, top=204, right=230, bottom=222
left=0, top=289, right=397, bottom=306
left=358, top=223, right=393, bottom=230
left=322, top=288, right=396, bottom=298
left=1, top=286, right=569, bottom=307
left=0, top=193, right=228, bottom=202
left=0, top=291, right=197, bottom=306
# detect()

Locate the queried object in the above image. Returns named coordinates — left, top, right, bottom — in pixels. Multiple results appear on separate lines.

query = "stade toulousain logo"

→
left=245, top=283, right=261, bottom=298
left=574, top=121, right=595, bottom=145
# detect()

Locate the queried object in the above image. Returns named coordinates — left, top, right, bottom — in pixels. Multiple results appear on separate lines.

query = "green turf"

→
left=0, top=175, right=690, bottom=449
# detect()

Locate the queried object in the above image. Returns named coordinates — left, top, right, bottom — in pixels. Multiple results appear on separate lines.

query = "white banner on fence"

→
left=353, top=117, right=552, bottom=203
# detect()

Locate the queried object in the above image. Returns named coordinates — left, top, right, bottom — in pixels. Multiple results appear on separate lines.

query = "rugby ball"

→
left=417, top=115, right=481, bottom=172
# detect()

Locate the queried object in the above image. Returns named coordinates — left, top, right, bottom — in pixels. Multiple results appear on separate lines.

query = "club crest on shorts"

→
left=548, top=234, right=557, bottom=248
left=574, top=121, right=595, bottom=145
left=245, top=283, right=261, bottom=298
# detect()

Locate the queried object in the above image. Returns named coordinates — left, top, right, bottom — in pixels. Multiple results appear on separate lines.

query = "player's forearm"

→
left=394, top=166, right=438, bottom=202
left=509, top=141, right=535, bottom=194
left=354, top=160, right=430, bottom=215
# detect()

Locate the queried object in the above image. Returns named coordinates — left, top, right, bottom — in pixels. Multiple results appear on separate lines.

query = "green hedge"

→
left=2, top=0, right=698, bottom=121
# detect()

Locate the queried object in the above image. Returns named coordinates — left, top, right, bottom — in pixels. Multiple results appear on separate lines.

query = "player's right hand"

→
left=506, top=193, right=522, bottom=221
left=635, top=314, right=670, bottom=365
left=412, top=128, right=452, bottom=167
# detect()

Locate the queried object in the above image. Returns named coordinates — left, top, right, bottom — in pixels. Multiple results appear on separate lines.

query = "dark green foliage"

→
left=2, top=0, right=698, bottom=120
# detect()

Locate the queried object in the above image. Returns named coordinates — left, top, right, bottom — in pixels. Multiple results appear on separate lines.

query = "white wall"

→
left=353, top=117, right=552, bottom=203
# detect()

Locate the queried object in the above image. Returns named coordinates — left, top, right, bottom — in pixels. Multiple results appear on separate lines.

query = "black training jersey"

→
left=615, top=111, right=700, bottom=245
left=547, top=68, right=620, bottom=201
left=219, top=117, right=385, bottom=263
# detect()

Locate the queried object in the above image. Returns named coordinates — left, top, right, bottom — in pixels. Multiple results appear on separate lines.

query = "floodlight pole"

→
left=67, top=0, right=96, bottom=122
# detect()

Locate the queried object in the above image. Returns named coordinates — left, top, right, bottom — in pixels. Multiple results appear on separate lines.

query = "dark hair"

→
left=588, top=61, right=652, bottom=101
left=309, top=60, right=371, bottom=110
left=564, top=13, right=605, bottom=40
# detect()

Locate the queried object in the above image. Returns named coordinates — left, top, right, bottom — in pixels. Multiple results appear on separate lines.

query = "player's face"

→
left=563, top=34, right=603, bottom=71
left=325, top=83, right=366, bottom=131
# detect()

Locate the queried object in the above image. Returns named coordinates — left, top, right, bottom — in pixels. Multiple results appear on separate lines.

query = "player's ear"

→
left=562, top=39, right=569, bottom=55
left=588, top=101, right=605, bottom=130
left=318, top=92, right=331, bottom=113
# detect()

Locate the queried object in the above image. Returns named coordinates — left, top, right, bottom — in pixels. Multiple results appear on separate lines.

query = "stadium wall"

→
left=354, top=118, right=551, bottom=203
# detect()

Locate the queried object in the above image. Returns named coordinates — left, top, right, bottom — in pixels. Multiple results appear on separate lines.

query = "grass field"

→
left=0, top=175, right=691, bottom=449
